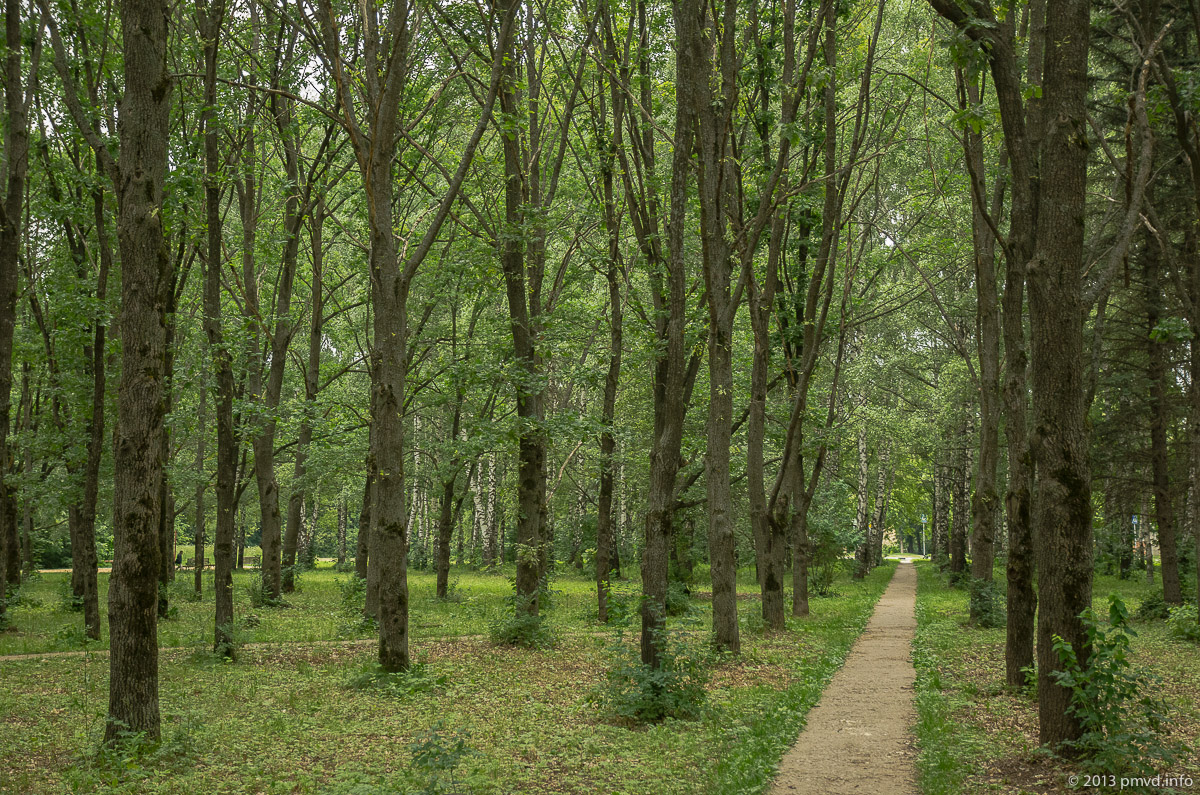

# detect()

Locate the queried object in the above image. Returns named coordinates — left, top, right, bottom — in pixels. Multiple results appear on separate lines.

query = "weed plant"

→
left=488, top=594, right=555, bottom=648
left=967, top=577, right=1006, bottom=628
left=1051, top=594, right=1187, bottom=777
left=594, top=628, right=710, bottom=722
left=346, top=661, right=448, bottom=698
left=1166, top=605, right=1200, bottom=643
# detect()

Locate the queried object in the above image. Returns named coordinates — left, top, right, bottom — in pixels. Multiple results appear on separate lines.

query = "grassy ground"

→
left=0, top=560, right=897, bottom=794
left=912, top=560, right=1200, bottom=795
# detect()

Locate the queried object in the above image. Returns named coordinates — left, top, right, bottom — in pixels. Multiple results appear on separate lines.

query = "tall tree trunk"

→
left=595, top=26, right=624, bottom=623
left=854, top=429, right=871, bottom=580
left=435, top=404, right=462, bottom=599
left=283, top=198, right=324, bottom=593
left=637, top=0, right=696, bottom=667
left=0, top=0, right=35, bottom=623
left=496, top=0, right=547, bottom=615
left=949, top=421, right=970, bottom=577
left=1030, top=0, right=1093, bottom=747
left=1143, top=239, right=1182, bottom=604
left=960, top=68, right=1002, bottom=599
left=194, top=377, right=206, bottom=595
left=680, top=0, right=740, bottom=655
left=197, top=0, right=236, bottom=657
left=104, top=0, right=173, bottom=742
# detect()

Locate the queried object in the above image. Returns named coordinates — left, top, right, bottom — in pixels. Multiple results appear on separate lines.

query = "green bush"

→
left=346, top=661, right=448, bottom=698
left=593, top=630, right=710, bottom=723
left=405, top=723, right=480, bottom=795
left=665, top=580, right=695, bottom=617
left=1051, top=594, right=1185, bottom=776
left=246, top=579, right=287, bottom=609
left=489, top=595, right=555, bottom=648
left=1133, top=591, right=1169, bottom=621
left=967, top=578, right=1006, bottom=629
left=1166, top=605, right=1200, bottom=643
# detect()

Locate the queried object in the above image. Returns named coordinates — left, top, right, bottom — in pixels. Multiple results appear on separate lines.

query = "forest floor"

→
left=770, top=560, right=918, bottom=795
left=0, top=561, right=897, bottom=794
left=913, top=562, right=1200, bottom=795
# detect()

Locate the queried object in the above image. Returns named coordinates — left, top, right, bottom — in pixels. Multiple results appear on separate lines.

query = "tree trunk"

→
left=194, top=378, right=206, bottom=595
left=949, top=422, right=970, bottom=578
left=1030, top=0, right=1093, bottom=747
left=0, top=0, right=34, bottom=624
left=197, top=0, right=236, bottom=657
left=283, top=198, right=324, bottom=593
left=961, top=68, right=1001, bottom=598
left=854, top=429, right=871, bottom=580
left=435, top=404, right=462, bottom=599
left=105, top=0, right=173, bottom=742
left=1143, top=239, right=1182, bottom=604
left=337, top=498, right=347, bottom=567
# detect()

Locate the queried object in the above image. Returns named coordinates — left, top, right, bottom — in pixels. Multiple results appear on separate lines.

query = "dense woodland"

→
left=0, top=0, right=1198, bottom=768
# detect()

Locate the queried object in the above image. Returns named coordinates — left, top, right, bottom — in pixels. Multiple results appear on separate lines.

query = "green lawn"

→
left=0, top=561, right=897, bottom=794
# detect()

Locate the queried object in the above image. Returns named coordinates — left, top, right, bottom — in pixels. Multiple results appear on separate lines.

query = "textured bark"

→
left=949, top=422, right=970, bottom=577
left=673, top=0, right=742, bottom=654
left=854, top=429, right=871, bottom=580
left=194, top=380, right=206, bottom=594
left=355, top=455, right=371, bottom=583
left=1029, top=0, right=1093, bottom=747
left=1143, top=241, right=1182, bottom=604
left=435, top=403, right=462, bottom=599
left=283, top=200, right=325, bottom=594
left=316, top=0, right=503, bottom=671
left=638, top=0, right=692, bottom=667
left=105, top=0, right=173, bottom=742
left=197, top=0, right=236, bottom=658
left=928, top=0, right=1040, bottom=693
left=0, top=0, right=34, bottom=622
left=595, top=22, right=623, bottom=622
left=960, top=69, right=1001, bottom=598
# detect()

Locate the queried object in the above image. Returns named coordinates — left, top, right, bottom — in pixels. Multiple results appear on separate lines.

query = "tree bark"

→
left=104, top=0, right=173, bottom=742
left=197, top=0, right=236, bottom=657
left=1030, top=0, right=1093, bottom=748
left=0, top=0, right=35, bottom=623
left=1143, top=239, right=1182, bottom=604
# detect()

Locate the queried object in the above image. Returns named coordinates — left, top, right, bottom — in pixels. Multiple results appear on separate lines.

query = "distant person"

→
left=175, top=550, right=183, bottom=570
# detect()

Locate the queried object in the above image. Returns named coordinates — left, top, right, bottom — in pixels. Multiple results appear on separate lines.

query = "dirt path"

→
left=769, top=560, right=919, bottom=795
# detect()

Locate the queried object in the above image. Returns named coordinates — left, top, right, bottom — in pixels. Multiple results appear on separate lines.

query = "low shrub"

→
left=593, top=630, right=710, bottom=723
left=1166, top=605, right=1200, bottom=643
left=1133, top=591, right=1169, bottom=621
left=346, top=661, right=448, bottom=698
left=488, top=596, right=555, bottom=649
left=967, top=578, right=1006, bottom=629
left=1051, top=594, right=1186, bottom=776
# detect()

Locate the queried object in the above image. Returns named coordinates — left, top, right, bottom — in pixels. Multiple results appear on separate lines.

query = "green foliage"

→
left=335, top=575, right=376, bottom=637
left=245, top=579, right=287, bottom=609
left=1133, top=590, right=1170, bottom=621
left=665, top=580, right=695, bottom=617
left=967, top=577, right=1006, bottom=629
left=405, top=723, right=481, bottom=795
left=1050, top=595, right=1186, bottom=776
left=345, top=661, right=448, bottom=699
left=593, top=630, right=710, bottom=723
left=488, top=594, right=555, bottom=648
left=1166, top=606, right=1200, bottom=643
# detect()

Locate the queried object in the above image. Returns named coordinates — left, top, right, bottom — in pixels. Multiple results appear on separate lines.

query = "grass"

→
left=912, top=561, right=1200, bottom=795
left=0, top=559, right=898, bottom=794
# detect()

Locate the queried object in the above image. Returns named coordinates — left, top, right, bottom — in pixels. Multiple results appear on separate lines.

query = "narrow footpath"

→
left=770, top=560, right=919, bottom=795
